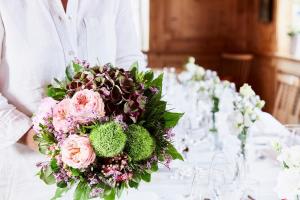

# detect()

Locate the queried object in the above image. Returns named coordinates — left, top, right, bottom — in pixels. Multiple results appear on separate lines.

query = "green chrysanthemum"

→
left=125, top=125, right=156, bottom=161
left=89, top=122, right=127, bottom=158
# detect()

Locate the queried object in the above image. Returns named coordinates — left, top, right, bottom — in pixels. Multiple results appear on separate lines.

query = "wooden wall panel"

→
left=247, top=0, right=278, bottom=54
left=148, top=0, right=300, bottom=117
left=149, top=0, right=234, bottom=69
left=249, top=55, right=277, bottom=113
left=149, top=0, right=254, bottom=69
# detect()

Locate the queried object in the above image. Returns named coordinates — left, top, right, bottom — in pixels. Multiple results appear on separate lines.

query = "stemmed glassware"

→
left=284, top=124, right=300, bottom=146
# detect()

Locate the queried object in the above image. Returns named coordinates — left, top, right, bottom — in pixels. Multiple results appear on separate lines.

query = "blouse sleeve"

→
left=0, top=15, right=32, bottom=150
left=115, top=0, right=147, bottom=70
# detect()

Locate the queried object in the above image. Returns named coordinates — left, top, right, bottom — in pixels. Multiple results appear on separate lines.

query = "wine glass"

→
left=284, top=124, right=300, bottom=146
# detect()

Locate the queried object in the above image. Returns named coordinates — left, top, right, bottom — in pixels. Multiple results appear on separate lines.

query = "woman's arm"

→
left=115, top=0, right=147, bottom=70
left=18, top=128, right=38, bottom=151
left=0, top=14, right=36, bottom=151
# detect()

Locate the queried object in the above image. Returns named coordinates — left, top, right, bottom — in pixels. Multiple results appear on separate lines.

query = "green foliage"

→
left=38, top=165, right=56, bottom=185
left=74, top=181, right=91, bottom=200
left=211, top=96, right=220, bottom=113
left=70, top=168, right=81, bottom=177
left=89, top=122, right=127, bottom=157
left=33, top=129, right=56, bottom=155
left=149, top=73, right=163, bottom=96
left=125, top=125, right=156, bottom=161
left=65, top=66, right=73, bottom=82
left=116, top=183, right=125, bottom=198
left=104, top=189, right=116, bottom=200
left=46, top=85, right=67, bottom=101
left=130, top=63, right=159, bottom=89
left=163, top=112, right=184, bottom=128
left=151, top=163, right=159, bottom=172
left=141, top=171, right=151, bottom=182
left=51, top=187, right=69, bottom=200
left=65, top=61, right=84, bottom=82
left=50, top=158, right=59, bottom=173
left=51, top=180, right=75, bottom=200
left=288, top=30, right=300, bottom=37
left=166, top=142, right=184, bottom=161
left=73, top=62, right=83, bottom=74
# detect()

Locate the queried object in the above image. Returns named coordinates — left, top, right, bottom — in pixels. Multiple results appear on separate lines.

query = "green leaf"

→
left=166, top=143, right=184, bottom=161
left=144, top=71, right=154, bottom=82
left=104, top=189, right=116, bottom=200
left=73, top=62, right=83, bottom=73
left=128, top=181, right=139, bottom=189
left=35, top=131, right=56, bottom=155
left=57, top=181, right=67, bottom=188
left=141, top=172, right=151, bottom=183
left=151, top=163, right=159, bottom=172
left=53, top=78, right=66, bottom=89
left=51, top=187, right=70, bottom=200
left=74, top=181, right=91, bottom=200
left=150, top=74, right=164, bottom=96
left=39, top=166, right=56, bottom=185
left=211, top=96, right=220, bottom=113
left=46, top=85, right=67, bottom=100
left=130, top=61, right=139, bottom=71
left=163, top=112, right=184, bottom=128
left=132, top=174, right=141, bottom=183
left=65, top=65, right=74, bottom=82
left=116, top=183, right=125, bottom=198
left=50, top=159, right=59, bottom=173
left=70, top=168, right=81, bottom=177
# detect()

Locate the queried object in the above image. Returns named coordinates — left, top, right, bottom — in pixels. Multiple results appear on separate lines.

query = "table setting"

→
left=116, top=57, right=299, bottom=200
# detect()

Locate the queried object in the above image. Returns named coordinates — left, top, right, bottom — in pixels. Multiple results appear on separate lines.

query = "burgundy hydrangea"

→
left=66, top=64, right=147, bottom=124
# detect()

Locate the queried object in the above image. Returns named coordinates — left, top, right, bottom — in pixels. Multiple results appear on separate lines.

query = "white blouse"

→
left=0, top=0, right=146, bottom=199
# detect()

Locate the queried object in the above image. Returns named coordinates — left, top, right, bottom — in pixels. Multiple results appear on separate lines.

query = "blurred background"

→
left=130, top=0, right=300, bottom=122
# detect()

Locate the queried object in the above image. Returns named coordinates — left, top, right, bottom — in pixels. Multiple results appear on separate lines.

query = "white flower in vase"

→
left=278, top=145, right=300, bottom=169
left=227, top=111, right=244, bottom=136
left=239, top=84, right=255, bottom=98
left=271, top=139, right=283, bottom=153
left=243, top=114, right=253, bottom=128
left=275, top=168, right=300, bottom=200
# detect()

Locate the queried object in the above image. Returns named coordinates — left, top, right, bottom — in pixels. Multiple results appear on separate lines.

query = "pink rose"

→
left=53, top=98, right=74, bottom=133
left=70, top=89, right=105, bottom=123
left=32, top=97, right=58, bottom=132
left=61, top=135, right=96, bottom=169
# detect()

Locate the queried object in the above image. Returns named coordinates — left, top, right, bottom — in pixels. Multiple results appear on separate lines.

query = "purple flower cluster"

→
left=164, top=129, right=175, bottom=140
left=53, top=168, right=71, bottom=183
left=100, top=154, right=133, bottom=184
left=146, top=155, right=158, bottom=169
left=90, top=187, right=104, bottom=198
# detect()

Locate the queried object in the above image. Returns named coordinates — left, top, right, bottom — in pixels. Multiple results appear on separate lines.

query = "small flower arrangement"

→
left=231, top=84, right=265, bottom=156
left=288, top=30, right=300, bottom=37
left=33, top=60, right=183, bottom=200
left=274, top=143, right=300, bottom=200
left=178, top=57, right=208, bottom=83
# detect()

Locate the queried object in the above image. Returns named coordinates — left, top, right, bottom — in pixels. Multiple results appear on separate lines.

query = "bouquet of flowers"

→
left=32, top=60, right=183, bottom=200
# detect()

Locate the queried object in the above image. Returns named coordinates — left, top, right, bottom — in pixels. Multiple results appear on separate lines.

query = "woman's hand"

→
left=18, top=128, right=38, bottom=151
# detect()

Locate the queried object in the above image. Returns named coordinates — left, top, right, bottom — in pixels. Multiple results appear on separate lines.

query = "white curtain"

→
left=130, top=0, right=150, bottom=52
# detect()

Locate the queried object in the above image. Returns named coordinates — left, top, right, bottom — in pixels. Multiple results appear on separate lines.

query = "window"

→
left=291, top=0, right=300, bottom=30
left=130, top=0, right=150, bottom=52
left=277, top=0, right=300, bottom=55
